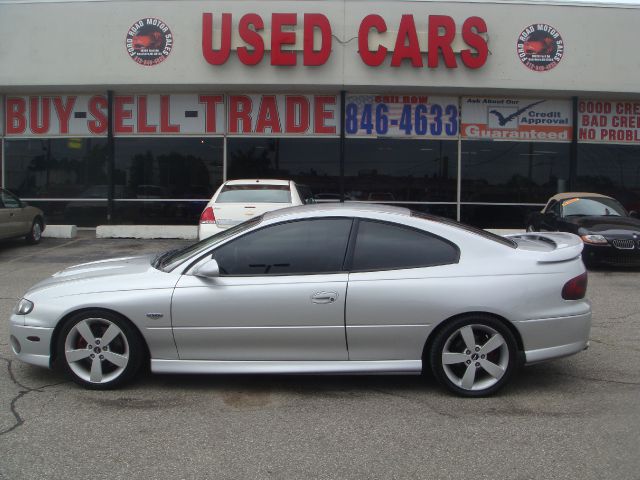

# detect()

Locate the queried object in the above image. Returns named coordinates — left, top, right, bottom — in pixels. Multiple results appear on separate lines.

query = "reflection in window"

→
left=461, top=205, right=543, bottom=229
left=461, top=141, right=570, bottom=203
left=226, top=138, right=340, bottom=200
left=5, top=139, right=108, bottom=198
left=576, top=144, right=640, bottom=212
left=344, top=139, right=457, bottom=202
left=114, top=138, right=223, bottom=200
left=213, top=218, right=352, bottom=275
left=352, top=220, right=459, bottom=271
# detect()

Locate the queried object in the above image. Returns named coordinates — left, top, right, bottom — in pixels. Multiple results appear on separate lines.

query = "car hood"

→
left=566, top=215, right=640, bottom=235
left=26, top=255, right=177, bottom=297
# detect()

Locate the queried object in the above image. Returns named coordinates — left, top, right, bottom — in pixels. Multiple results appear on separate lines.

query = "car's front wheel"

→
left=25, top=218, right=43, bottom=244
left=57, top=311, right=144, bottom=389
left=429, top=315, right=519, bottom=397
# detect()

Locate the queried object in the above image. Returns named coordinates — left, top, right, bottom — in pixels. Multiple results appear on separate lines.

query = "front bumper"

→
left=583, top=243, right=640, bottom=267
left=516, top=311, right=592, bottom=365
left=9, top=320, right=53, bottom=369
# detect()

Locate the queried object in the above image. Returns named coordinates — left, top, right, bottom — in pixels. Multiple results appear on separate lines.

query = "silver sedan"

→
left=9, top=203, right=591, bottom=396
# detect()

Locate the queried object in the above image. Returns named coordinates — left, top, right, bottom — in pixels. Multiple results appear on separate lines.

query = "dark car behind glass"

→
left=526, top=192, right=640, bottom=267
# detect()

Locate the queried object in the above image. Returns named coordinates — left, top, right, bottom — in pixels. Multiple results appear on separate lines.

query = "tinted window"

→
left=213, top=218, right=352, bottom=275
left=351, top=220, right=459, bottom=271
left=216, top=185, right=291, bottom=203
left=411, top=211, right=516, bottom=248
left=0, top=190, right=21, bottom=209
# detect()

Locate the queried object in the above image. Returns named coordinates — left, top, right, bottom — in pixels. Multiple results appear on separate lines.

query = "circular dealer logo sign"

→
left=125, top=18, right=174, bottom=66
left=517, top=24, right=564, bottom=72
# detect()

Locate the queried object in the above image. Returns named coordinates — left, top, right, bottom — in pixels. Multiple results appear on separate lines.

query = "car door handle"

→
left=311, top=291, right=338, bottom=304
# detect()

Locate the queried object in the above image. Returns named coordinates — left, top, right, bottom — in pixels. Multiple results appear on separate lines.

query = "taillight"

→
left=199, top=207, right=215, bottom=224
left=562, top=272, right=588, bottom=300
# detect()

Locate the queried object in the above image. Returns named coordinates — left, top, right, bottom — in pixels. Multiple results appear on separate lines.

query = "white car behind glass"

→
left=198, top=179, right=313, bottom=240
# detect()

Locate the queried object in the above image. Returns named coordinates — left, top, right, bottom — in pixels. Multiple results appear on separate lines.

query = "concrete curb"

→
left=96, top=225, right=198, bottom=239
left=42, top=225, right=78, bottom=239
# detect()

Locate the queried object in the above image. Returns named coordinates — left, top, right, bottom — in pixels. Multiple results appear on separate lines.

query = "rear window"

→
left=410, top=211, right=517, bottom=248
left=216, top=185, right=292, bottom=203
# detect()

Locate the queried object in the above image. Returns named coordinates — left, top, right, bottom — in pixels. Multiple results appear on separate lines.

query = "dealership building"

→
left=1, top=0, right=640, bottom=228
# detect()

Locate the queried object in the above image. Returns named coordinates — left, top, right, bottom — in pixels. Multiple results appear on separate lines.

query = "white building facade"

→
left=1, top=0, right=639, bottom=227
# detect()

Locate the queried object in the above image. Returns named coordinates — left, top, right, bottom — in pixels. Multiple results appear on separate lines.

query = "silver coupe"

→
left=9, top=203, right=591, bottom=396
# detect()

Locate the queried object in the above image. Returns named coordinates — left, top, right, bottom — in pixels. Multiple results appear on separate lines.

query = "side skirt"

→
left=151, top=359, right=423, bottom=375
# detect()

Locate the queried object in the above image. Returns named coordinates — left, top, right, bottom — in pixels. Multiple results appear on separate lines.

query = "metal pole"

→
left=339, top=90, right=346, bottom=202
left=569, top=96, right=578, bottom=191
left=107, top=90, right=115, bottom=224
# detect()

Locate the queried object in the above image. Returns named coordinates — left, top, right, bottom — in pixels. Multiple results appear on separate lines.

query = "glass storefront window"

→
left=114, top=138, right=223, bottom=201
left=576, top=144, right=640, bottom=212
left=110, top=138, right=223, bottom=225
left=226, top=138, right=340, bottom=200
left=4, top=138, right=108, bottom=198
left=344, top=139, right=457, bottom=202
left=461, top=141, right=570, bottom=204
left=461, top=204, right=543, bottom=229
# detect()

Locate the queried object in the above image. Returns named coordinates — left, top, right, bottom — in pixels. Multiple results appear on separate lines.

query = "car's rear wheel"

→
left=429, top=315, right=519, bottom=397
left=25, top=218, right=43, bottom=244
left=57, top=311, right=144, bottom=389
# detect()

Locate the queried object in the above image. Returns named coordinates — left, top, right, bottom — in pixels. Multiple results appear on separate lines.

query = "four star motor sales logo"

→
left=126, top=18, right=174, bottom=66
left=517, top=24, right=564, bottom=72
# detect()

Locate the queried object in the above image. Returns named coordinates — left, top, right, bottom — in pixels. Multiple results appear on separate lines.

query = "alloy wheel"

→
left=64, top=318, right=130, bottom=384
left=441, top=324, right=509, bottom=392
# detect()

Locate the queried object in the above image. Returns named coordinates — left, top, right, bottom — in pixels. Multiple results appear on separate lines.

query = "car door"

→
left=345, top=219, right=460, bottom=361
left=0, top=190, right=24, bottom=237
left=171, top=217, right=353, bottom=361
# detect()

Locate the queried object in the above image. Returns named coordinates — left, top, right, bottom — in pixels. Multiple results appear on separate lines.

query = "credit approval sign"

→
left=461, top=97, right=572, bottom=141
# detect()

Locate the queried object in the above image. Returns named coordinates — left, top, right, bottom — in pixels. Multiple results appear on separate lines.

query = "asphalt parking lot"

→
left=0, top=233, right=638, bottom=480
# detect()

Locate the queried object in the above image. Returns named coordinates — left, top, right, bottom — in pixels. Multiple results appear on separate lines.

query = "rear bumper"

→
left=516, top=311, right=592, bottom=365
left=9, top=321, right=53, bottom=369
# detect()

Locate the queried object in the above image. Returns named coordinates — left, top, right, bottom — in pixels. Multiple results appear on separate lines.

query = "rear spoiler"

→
left=506, top=232, right=584, bottom=263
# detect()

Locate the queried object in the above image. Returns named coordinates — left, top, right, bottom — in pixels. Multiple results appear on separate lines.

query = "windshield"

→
left=561, top=197, right=626, bottom=217
left=155, top=216, right=263, bottom=272
left=216, top=185, right=291, bottom=203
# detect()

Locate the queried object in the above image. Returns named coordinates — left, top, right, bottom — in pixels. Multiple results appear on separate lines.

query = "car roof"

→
left=548, top=192, right=613, bottom=203
left=263, top=202, right=410, bottom=221
left=224, top=179, right=292, bottom=186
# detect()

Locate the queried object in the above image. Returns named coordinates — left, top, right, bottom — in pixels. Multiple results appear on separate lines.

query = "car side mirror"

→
left=193, top=259, right=220, bottom=278
left=20, top=201, right=28, bottom=208
left=630, top=210, right=639, bottom=219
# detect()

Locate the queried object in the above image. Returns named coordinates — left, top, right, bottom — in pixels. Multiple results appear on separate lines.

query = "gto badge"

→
left=146, top=313, right=164, bottom=320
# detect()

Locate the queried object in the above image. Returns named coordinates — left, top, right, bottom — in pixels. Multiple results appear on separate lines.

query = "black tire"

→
left=56, top=310, right=144, bottom=390
left=429, top=315, right=519, bottom=397
left=25, top=218, right=43, bottom=244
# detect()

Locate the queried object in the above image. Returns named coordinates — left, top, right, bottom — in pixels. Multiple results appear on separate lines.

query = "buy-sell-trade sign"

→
left=461, top=97, right=572, bottom=142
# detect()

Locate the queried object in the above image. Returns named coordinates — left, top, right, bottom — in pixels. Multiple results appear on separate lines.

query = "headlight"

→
left=581, top=234, right=608, bottom=245
left=14, top=298, right=34, bottom=315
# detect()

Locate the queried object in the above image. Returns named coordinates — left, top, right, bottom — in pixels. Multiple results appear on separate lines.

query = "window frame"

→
left=202, top=216, right=357, bottom=277
left=0, top=189, right=23, bottom=209
left=345, top=218, right=461, bottom=273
